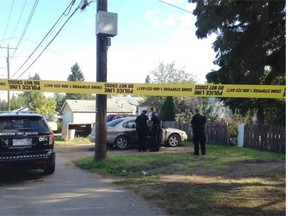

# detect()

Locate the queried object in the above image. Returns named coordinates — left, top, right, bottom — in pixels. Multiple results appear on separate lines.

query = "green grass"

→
left=74, top=143, right=285, bottom=216
left=75, top=151, right=193, bottom=176
left=54, top=134, right=91, bottom=145
left=75, top=144, right=285, bottom=176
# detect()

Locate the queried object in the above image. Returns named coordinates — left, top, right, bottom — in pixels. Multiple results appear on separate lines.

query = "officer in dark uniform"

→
left=150, top=108, right=162, bottom=152
left=135, top=110, right=149, bottom=152
left=190, top=108, right=207, bottom=155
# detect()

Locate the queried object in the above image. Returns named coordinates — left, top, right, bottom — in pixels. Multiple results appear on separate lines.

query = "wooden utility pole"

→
left=0, top=45, right=16, bottom=111
left=95, top=0, right=108, bottom=160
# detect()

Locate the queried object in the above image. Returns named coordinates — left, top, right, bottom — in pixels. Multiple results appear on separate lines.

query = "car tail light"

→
left=48, top=132, right=54, bottom=146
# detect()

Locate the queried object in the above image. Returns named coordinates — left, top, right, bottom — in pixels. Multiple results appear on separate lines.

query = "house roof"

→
left=61, top=96, right=144, bottom=114
left=62, top=100, right=95, bottom=112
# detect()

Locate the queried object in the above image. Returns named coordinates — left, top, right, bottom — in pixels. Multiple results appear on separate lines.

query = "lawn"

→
left=74, top=143, right=285, bottom=216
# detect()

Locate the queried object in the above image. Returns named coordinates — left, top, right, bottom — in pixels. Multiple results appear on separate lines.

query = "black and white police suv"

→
left=0, top=112, right=56, bottom=175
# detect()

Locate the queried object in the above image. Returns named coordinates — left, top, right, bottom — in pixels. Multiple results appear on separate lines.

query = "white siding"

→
left=73, top=113, right=96, bottom=123
left=62, top=107, right=73, bottom=139
left=63, top=111, right=72, bottom=125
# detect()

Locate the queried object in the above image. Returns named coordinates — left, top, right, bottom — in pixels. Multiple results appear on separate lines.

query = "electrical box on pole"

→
left=96, top=11, right=117, bottom=37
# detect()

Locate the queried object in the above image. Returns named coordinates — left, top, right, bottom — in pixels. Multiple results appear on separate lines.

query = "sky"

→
left=0, top=0, right=218, bottom=97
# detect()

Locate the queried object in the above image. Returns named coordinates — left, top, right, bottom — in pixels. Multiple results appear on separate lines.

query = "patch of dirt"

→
left=224, top=160, right=285, bottom=178
left=56, top=144, right=192, bottom=160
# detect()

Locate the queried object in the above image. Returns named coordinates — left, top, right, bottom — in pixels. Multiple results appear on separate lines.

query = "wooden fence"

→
left=244, top=124, right=285, bottom=154
left=163, top=121, right=228, bottom=145
left=163, top=121, right=285, bottom=154
left=206, top=122, right=229, bottom=145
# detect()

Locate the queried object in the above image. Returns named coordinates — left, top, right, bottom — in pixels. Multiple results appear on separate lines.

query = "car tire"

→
left=43, top=163, right=55, bottom=175
left=167, top=134, right=180, bottom=147
left=114, top=136, right=129, bottom=150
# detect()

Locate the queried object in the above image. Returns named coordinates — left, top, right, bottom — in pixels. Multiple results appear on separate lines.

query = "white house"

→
left=60, top=96, right=143, bottom=139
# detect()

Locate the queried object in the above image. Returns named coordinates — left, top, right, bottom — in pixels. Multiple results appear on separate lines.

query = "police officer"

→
left=150, top=108, right=162, bottom=152
left=135, top=110, right=149, bottom=152
left=190, top=108, right=207, bottom=155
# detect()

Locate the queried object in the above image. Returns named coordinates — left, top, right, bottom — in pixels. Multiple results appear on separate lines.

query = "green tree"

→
left=19, top=73, right=41, bottom=103
left=145, top=75, right=151, bottom=83
left=150, top=61, right=194, bottom=84
left=54, top=93, right=66, bottom=112
left=29, top=93, right=56, bottom=118
left=5, top=74, right=41, bottom=111
left=160, top=96, right=176, bottom=121
left=191, top=0, right=285, bottom=124
left=10, top=73, right=57, bottom=117
left=67, top=63, right=84, bottom=82
left=66, top=63, right=95, bottom=100
left=0, top=100, right=8, bottom=111
left=10, top=93, right=26, bottom=110
left=147, top=61, right=197, bottom=122
left=31, top=73, right=41, bottom=80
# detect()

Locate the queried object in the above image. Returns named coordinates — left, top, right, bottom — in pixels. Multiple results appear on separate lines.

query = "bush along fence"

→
left=162, top=121, right=285, bottom=154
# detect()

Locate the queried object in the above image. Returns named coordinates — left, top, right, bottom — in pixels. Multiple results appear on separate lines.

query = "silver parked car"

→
left=88, top=117, right=188, bottom=150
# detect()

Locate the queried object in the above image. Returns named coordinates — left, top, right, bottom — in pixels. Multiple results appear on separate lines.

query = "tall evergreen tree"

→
left=67, top=63, right=84, bottom=82
left=145, top=75, right=151, bottom=83
left=66, top=63, right=94, bottom=100
left=191, top=0, right=285, bottom=124
left=160, top=96, right=176, bottom=122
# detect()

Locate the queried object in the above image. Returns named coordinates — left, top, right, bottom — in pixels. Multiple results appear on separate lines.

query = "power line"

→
left=158, top=0, right=193, bottom=14
left=0, top=0, right=15, bottom=48
left=8, top=0, right=28, bottom=46
left=24, top=37, right=95, bottom=72
left=10, top=0, right=39, bottom=58
left=12, top=0, right=76, bottom=78
left=15, top=6, right=80, bottom=79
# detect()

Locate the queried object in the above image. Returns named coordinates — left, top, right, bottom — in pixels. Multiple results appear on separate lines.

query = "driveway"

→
left=0, top=144, right=166, bottom=216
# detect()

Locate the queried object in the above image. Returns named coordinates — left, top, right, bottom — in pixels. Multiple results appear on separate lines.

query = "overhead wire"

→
left=8, top=0, right=28, bottom=47
left=0, top=0, right=15, bottom=48
left=10, top=0, right=39, bottom=58
left=12, top=0, right=76, bottom=78
left=158, top=0, right=193, bottom=14
left=21, top=38, right=95, bottom=73
left=64, top=0, right=76, bottom=15
left=15, top=6, right=80, bottom=79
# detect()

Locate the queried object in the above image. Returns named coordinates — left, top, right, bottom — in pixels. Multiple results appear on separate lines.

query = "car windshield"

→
left=0, top=116, right=50, bottom=132
left=107, top=118, right=125, bottom=127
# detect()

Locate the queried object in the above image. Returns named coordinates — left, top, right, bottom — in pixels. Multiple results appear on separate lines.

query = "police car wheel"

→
left=43, top=163, right=55, bottom=175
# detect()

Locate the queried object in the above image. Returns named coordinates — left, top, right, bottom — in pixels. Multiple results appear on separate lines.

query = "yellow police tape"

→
left=0, top=79, right=285, bottom=99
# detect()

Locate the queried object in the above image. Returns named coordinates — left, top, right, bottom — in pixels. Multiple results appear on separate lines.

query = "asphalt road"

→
left=0, top=155, right=166, bottom=216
